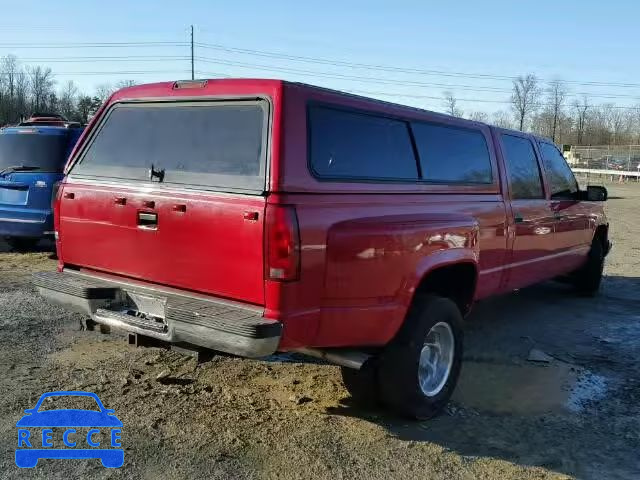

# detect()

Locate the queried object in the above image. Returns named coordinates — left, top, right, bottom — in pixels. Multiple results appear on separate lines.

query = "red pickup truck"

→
left=34, top=79, right=610, bottom=419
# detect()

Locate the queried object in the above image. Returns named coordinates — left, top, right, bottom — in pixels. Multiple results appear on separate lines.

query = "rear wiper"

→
left=0, top=165, right=41, bottom=176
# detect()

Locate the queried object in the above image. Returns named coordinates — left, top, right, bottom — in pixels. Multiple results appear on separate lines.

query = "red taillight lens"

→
left=266, top=205, right=300, bottom=281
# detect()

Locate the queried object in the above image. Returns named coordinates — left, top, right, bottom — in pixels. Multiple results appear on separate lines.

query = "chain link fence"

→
left=566, top=145, right=640, bottom=171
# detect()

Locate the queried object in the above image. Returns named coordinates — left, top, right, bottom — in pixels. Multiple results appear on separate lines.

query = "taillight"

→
left=265, top=205, right=300, bottom=281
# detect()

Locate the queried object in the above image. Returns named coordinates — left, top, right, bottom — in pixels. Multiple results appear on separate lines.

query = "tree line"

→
left=2, top=54, right=640, bottom=146
left=445, top=74, right=640, bottom=146
left=0, top=55, right=134, bottom=126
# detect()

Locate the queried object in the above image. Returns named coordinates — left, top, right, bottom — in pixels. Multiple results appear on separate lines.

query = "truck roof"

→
left=108, top=78, right=554, bottom=145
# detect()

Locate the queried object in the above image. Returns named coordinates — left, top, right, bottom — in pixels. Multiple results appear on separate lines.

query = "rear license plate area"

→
left=0, top=187, right=28, bottom=205
left=120, top=291, right=167, bottom=327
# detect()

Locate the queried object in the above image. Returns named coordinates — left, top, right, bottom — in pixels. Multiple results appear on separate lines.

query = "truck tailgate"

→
left=58, top=183, right=266, bottom=305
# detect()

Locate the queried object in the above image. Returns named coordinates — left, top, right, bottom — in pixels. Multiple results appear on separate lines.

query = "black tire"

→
left=573, top=237, right=605, bottom=296
left=5, top=237, right=39, bottom=252
left=341, top=358, right=378, bottom=407
left=377, top=294, right=464, bottom=420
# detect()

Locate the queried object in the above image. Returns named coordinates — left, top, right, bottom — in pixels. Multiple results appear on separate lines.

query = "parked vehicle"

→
left=33, top=79, right=610, bottom=419
left=0, top=125, right=83, bottom=250
left=18, top=113, right=80, bottom=128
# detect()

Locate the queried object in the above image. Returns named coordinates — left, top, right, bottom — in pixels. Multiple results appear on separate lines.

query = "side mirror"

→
left=586, top=185, right=608, bottom=201
left=23, top=408, right=36, bottom=415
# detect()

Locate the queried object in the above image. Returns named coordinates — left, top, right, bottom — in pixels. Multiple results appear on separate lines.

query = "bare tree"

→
left=468, top=111, right=489, bottom=123
left=1, top=55, right=22, bottom=123
left=547, top=79, right=567, bottom=142
left=59, top=80, right=78, bottom=120
left=605, top=104, right=628, bottom=145
left=1, top=55, right=19, bottom=101
left=492, top=110, right=512, bottom=129
left=95, top=83, right=115, bottom=103
left=511, top=74, right=540, bottom=131
left=587, top=105, right=613, bottom=145
left=115, top=80, right=137, bottom=89
left=13, top=70, right=29, bottom=120
left=27, top=66, right=55, bottom=113
left=633, top=104, right=640, bottom=144
left=442, top=91, right=463, bottom=117
left=572, top=96, right=589, bottom=144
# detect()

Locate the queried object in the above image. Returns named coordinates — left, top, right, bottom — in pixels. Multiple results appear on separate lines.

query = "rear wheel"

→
left=573, top=237, right=605, bottom=296
left=5, top=237, right=39, bottom=252
left=377, top=294, right=464, bottom=419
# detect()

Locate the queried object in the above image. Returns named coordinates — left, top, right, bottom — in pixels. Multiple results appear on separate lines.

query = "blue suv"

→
left=0, top=126, right=83, bottom=250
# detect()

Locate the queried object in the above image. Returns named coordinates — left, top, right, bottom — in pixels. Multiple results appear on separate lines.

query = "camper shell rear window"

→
left=70, top=99, right=269, bottom=192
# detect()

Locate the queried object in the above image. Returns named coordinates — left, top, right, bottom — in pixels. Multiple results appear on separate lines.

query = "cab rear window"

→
left=71, top=100, right=268, bottom=192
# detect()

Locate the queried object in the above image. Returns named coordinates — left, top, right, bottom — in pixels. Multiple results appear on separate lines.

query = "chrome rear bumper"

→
left=33, top=270, right=281, bottom=358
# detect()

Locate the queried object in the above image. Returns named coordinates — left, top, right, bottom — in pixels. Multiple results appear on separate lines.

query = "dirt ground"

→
left=1, top=183, right=639, bottom=480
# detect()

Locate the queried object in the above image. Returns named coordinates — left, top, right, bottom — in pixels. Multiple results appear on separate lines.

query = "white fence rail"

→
left=572, top=167, right=640, bottom=181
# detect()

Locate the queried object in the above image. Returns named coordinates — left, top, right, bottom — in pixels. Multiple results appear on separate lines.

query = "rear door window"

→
left=72, top=100, right=268, bottom=192
left=308, top=106, right=418, bottom=180
left=500, top=135, right=545, bottom=199
left=0, top=132, right=71, bottom=172
left=539, top=142, right=578, bottom=198
left=410, top=122, right=493, bottom=183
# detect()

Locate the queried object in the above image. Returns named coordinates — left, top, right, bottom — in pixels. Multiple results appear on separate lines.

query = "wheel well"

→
left=414, top=263, right=477, bottom=316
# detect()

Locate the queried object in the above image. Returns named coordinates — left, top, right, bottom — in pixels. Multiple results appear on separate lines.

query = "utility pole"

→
left=190, top=25, right=195, bottom=80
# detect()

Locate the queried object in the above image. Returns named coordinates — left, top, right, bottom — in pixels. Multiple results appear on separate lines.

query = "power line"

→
left=0, top=69, right=190, bottom=76
left=4, top=52, right=638, bottom=101
left=191, top=71, right=639, bottom=110
left=195, top=41, right=640, bottom=90
left=343, top=89, right=639, bottom=110
left=195, top=57, right=515, bottom=93
left=10, top=52, right=638, bottom=100
left=2, top=39, right=640, bottom=107
left=0, top=41, right=187, bottom=48
left=3, top=39, right=639, bottom=89
left=19, top=56, right=190, bottom=63
left=195, top=56, right=640, bottom=101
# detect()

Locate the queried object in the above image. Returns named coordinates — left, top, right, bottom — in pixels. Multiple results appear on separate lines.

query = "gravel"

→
left=1, top=183, right=639, bottom=479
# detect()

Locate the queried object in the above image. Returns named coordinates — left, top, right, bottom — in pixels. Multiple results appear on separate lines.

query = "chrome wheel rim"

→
left=418, top=321, right=455, bottom=397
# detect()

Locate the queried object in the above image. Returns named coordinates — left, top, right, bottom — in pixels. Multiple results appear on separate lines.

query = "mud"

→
left=1, top=182, right=639, bottom=479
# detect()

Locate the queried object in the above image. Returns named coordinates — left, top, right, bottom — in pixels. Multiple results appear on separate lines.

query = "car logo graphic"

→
left=15, top=391, right=123, bottom=468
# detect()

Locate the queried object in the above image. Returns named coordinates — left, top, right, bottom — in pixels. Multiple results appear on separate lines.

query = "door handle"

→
left=114, top=197, right=127, bottom=205
left=137, top=212, right=158, bottom=230
left=514, top=213, right=524, bottom=224
left=63, top=192, right=75, bottom=199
